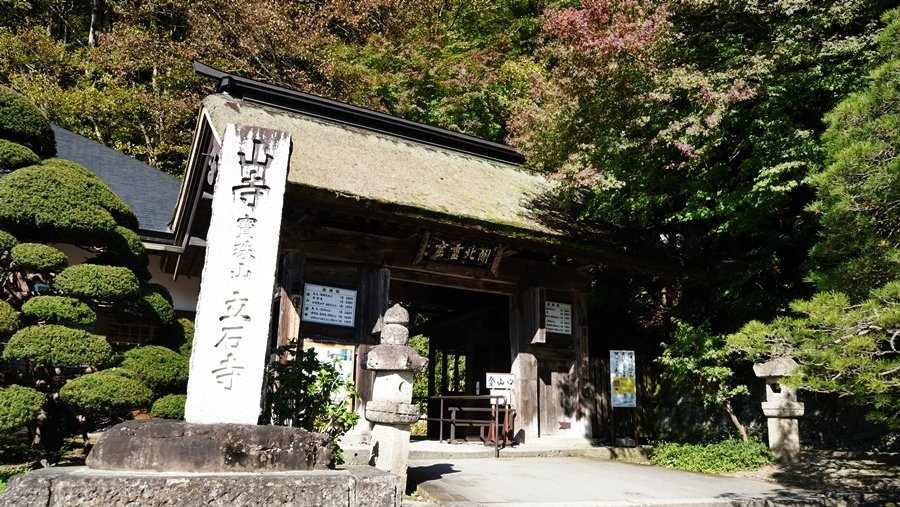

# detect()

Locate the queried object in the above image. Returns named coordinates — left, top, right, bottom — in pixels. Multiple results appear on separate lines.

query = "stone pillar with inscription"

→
left=184, top=124, right=290, bottom=424
left=754, top=357, right=805, bottom=463
left=364, top=304, right=427, bottom=489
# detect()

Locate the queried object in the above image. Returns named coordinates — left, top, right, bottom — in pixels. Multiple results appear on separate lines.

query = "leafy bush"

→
left=0, top=229, right=16, bottom=251
left=0, top=92, right=55, bottom=158
left=2, top=324, right=112, bottom=366
left=54, top=264, right=140, bottom=302
left=0, top=139, right=39, bottom=172
left=650, top=440, right=774, bottom=473
left=263, top=346, right=360, bottom=465
left=9, top=243, right=67, bottom=272
left=0, top=300, right=19, bottom=336
left=119, top=345, right=188, bottom=394
left=59, top=370, right=152, bottom=415
left=21, top=296, right=96, bottom=326
left=0, top=385, right=44, bottom=432
left=0, top=161, right=137, bottom=243
left=150, top=394, right=186, bottom=420
left=176, top=318, right=194, bottom=357
left=116, top=284, right=176, bottom=325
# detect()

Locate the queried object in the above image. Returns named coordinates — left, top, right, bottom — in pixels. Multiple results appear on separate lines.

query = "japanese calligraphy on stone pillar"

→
left=185, top=124, right=291, bottom=425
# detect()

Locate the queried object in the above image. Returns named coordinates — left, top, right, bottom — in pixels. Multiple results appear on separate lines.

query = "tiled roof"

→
left=52, top=125, right=180, bottom=239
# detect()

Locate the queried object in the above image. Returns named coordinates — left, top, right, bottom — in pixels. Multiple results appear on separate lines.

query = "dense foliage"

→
left=150, top=394, right=186, bottom=420
left=0, top=92, right=180, bottom=461
left=264, top=345, right=359, bottom=465
left=0, top=139, right=39, bottom=172
left=119, top=345, right=188, bottom=395
left=651, top=440, right=774, bottom=473
left=0, top=91, right=56, bottom=157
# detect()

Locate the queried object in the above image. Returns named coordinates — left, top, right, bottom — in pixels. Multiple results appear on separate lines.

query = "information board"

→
left=301, top=283, right=357, bottom=327
left=545, top=301, right=572, bottom=334
left=610, top=350, right=637, bottom=408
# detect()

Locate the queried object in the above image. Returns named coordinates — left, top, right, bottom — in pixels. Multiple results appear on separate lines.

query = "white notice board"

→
left=301, top=283, right=357, bottom=327
left=545, top=301, right=572, bottom=334
left=610, top=350, right=637, bottom=408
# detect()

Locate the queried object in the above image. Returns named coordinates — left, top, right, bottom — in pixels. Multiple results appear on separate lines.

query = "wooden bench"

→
left=430, top=395, right=516, bottom=451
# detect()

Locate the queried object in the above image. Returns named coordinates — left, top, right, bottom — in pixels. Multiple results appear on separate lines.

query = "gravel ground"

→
left=731, top=450, right=900, bottom=504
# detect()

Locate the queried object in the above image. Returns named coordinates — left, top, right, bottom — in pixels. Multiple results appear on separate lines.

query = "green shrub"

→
left=0, top=139, right=39, bottom=172
left=177, top=318, right=194, bottom=357
left=146, top=283, right=173, bottom=305
left=0, top=300, right=19, bottom=336
left=2, top=324, right=113, bottom=366
left=54, top=264, right=140, bottom=302
left=0, top=92, right=56, bottom=158
left=150, top=394, right=186, bottom=420
left=650, top=440, right=775, bottom=474
left=21, top=296, right=96, bottom=326
left=0, top=229, right=16, bottom=251
left=116, top=284, right=176, bottom=325
left=9, top=243, right=67, bottom=272
left=0, top=161, right=137, bottom=243
left=59, top=370, right=152, bottom=415
left=119, top=345, right=188, bottom=394
left=0, top=385, right=44, bottom=432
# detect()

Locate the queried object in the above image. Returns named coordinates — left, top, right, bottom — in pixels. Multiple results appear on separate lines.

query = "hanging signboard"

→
left=485, top=372, right=515, bottom=390
left=610, top=350, right=637, bottom=408
left=301, top=283, right=357, bottom=327
left=545, top=301, right=572, bottom=335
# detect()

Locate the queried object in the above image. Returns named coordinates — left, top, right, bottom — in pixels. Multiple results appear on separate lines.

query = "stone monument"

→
left=753, top=356, right=805, bottom=463
left=364, top=304, right=427, bottom=488
left=0, top=125, right=401, bottom=506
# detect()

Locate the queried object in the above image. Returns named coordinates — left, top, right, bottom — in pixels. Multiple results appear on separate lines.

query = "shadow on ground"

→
left=406, top=463, right=458, bottom=495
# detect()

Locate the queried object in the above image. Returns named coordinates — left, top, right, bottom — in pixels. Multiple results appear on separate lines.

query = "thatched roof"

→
left=201, top=94, right=560, bottom=237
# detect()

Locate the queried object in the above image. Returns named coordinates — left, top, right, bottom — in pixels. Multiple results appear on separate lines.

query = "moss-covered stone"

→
left=9, top=243, right=67, bottom=272
left=54, top=264, right=140, bottom=302
left=150, top=394, right=186, bottom=420
left=0, top=385, right=45, bottom=432
left=0, top=92, right=56, bottom=158
left=2, top=324, right=112, bottom=366
left=21, top=296, right=96, bottom=326
left=0, top=160, right=138, bottom=244
left=119, top=345, right=188, bottom=395
left=0, top=299, right=20, bottom=336
left=0, top=139, right=40, bottom=173
left=59, top=370, right=152, bottom=415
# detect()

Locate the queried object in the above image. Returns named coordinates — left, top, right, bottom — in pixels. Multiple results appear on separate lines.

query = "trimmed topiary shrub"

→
left=177, top=318, right=194, bottom=357
left=0, top=385, right=45, bottom=432
left=2, top=324, right=112, bottom=366
left=21, top=296, right=96, bottom=326
left=9, top=243, right=67, bottom=272
left=0, top=92, right=56, bottom=158
left=119, top=345, right=188, bottom=394
left=59, top=370, right=152, bottom=415
left=150, top=394, right=186, bottom=420
left=650, top=440, right=775, bottom=473
left=116, top=284, right=176, bottom=325
left=54, top=264, right=140, bottom=302
left=0, top=300, right=19, bottom=336
left=0, top=229, right=17, bottom=252
left=0, top=161, right=138, bottom=243
left=0, top=139, right=39, bottom=173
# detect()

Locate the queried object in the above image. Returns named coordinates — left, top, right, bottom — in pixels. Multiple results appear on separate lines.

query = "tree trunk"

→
left=723, top=399, right=748, bottom=442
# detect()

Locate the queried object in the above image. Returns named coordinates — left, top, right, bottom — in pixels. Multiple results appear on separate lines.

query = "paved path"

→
left=407, top=456, right=828, bottom=506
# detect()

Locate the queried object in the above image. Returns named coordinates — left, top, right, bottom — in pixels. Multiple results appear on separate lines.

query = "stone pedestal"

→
left=364, top=304, right=427, bottom=489
left=754, top=357, right=804, bottom=463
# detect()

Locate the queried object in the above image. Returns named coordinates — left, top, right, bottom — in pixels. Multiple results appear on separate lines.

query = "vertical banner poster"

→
left=610, top=350, right=637, bottom=408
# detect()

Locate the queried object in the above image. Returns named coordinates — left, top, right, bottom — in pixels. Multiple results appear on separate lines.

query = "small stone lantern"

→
left=364, top=304, right=427, bottom=488
left=753, top=357, right=804, bottom=463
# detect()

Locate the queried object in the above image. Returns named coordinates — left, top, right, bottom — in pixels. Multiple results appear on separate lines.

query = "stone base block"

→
left=0, top=466, right=401, bottom=507
left=87, top=420, right=334, bottom=472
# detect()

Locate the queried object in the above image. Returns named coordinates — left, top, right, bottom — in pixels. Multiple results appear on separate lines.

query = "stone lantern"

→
left=753, top=357, right=804, bottom=463
left=364, top=304, right=427, bottom=489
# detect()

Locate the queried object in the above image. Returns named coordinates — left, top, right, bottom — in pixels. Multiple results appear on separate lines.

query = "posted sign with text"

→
left=610, top=350, right=637, bottom=408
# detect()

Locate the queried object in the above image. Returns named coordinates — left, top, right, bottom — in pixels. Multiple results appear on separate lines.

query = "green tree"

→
left=0, top=91, right=181, bottom=459
left=728, top=8, right=900, bottom=430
